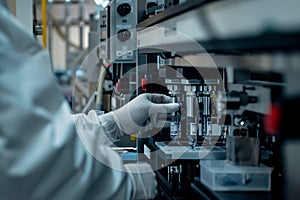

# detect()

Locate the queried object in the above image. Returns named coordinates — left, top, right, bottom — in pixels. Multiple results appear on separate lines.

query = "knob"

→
left=117, top=3, right=131, bottom=16
left=117, top=29, right=131, bottom=42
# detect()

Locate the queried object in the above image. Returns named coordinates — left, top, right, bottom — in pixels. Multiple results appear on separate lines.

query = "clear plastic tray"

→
left=200, top=160, right=271, bottom=191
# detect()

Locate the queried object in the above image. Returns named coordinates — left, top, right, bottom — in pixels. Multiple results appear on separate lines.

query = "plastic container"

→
left=200, top=160, right=271, bottom=191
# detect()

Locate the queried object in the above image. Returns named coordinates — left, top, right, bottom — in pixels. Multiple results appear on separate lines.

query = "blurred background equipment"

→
left=9, top=0, right=300, bottom=199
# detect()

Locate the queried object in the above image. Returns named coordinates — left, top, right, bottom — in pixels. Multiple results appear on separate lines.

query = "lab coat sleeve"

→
left=72, top=111, right=124, bottom=145
left=72, top=110, right=158, bottom=199
left=0, top=5, right=155, bottom=200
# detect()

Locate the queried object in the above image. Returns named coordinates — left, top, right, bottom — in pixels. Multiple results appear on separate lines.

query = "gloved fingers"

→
left=149, top=102, right=180, bottom=114
left=150, top=113, right=167, bottom=129
left=139, top=104, right=178, bottom=135
left=138, top=115, right=165, bottom=137
left=157, top=113, right=168, bottom=120
left=147, top=93, right=174, bottom=104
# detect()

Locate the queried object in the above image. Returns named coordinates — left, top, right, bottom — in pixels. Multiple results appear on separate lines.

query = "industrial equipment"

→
left=38, top=0, right=300, bottom=199
left=130, top=0, right=300, bottom=199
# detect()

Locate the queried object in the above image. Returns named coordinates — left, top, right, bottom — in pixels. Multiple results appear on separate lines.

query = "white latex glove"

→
left=124, top=163, right=158, bottom=200
left=112, top=93, right=180, bottom=135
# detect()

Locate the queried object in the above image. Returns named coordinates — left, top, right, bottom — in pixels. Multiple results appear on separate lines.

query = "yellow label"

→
left=130, top=135, right=136, bottom=141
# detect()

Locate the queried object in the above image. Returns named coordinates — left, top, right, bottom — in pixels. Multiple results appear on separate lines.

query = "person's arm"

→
left=0, top=5, right=156, bottom=199
left=72, top=93, right=181, bottom=199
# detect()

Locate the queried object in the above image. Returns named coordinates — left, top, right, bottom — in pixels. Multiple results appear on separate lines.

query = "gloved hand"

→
left=112, top=93, right=180, bottom=135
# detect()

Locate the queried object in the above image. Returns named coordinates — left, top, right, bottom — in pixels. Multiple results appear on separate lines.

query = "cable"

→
left=42, top=0, right=47, bottom=48
left=95, top=62, right=108, bottom=110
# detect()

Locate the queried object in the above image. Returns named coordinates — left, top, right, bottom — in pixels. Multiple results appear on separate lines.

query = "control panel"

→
left=109, top=0, right=137, bottom=63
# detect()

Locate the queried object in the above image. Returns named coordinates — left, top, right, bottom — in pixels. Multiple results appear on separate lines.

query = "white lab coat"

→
left=0, top=5, right=155, bottom=200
